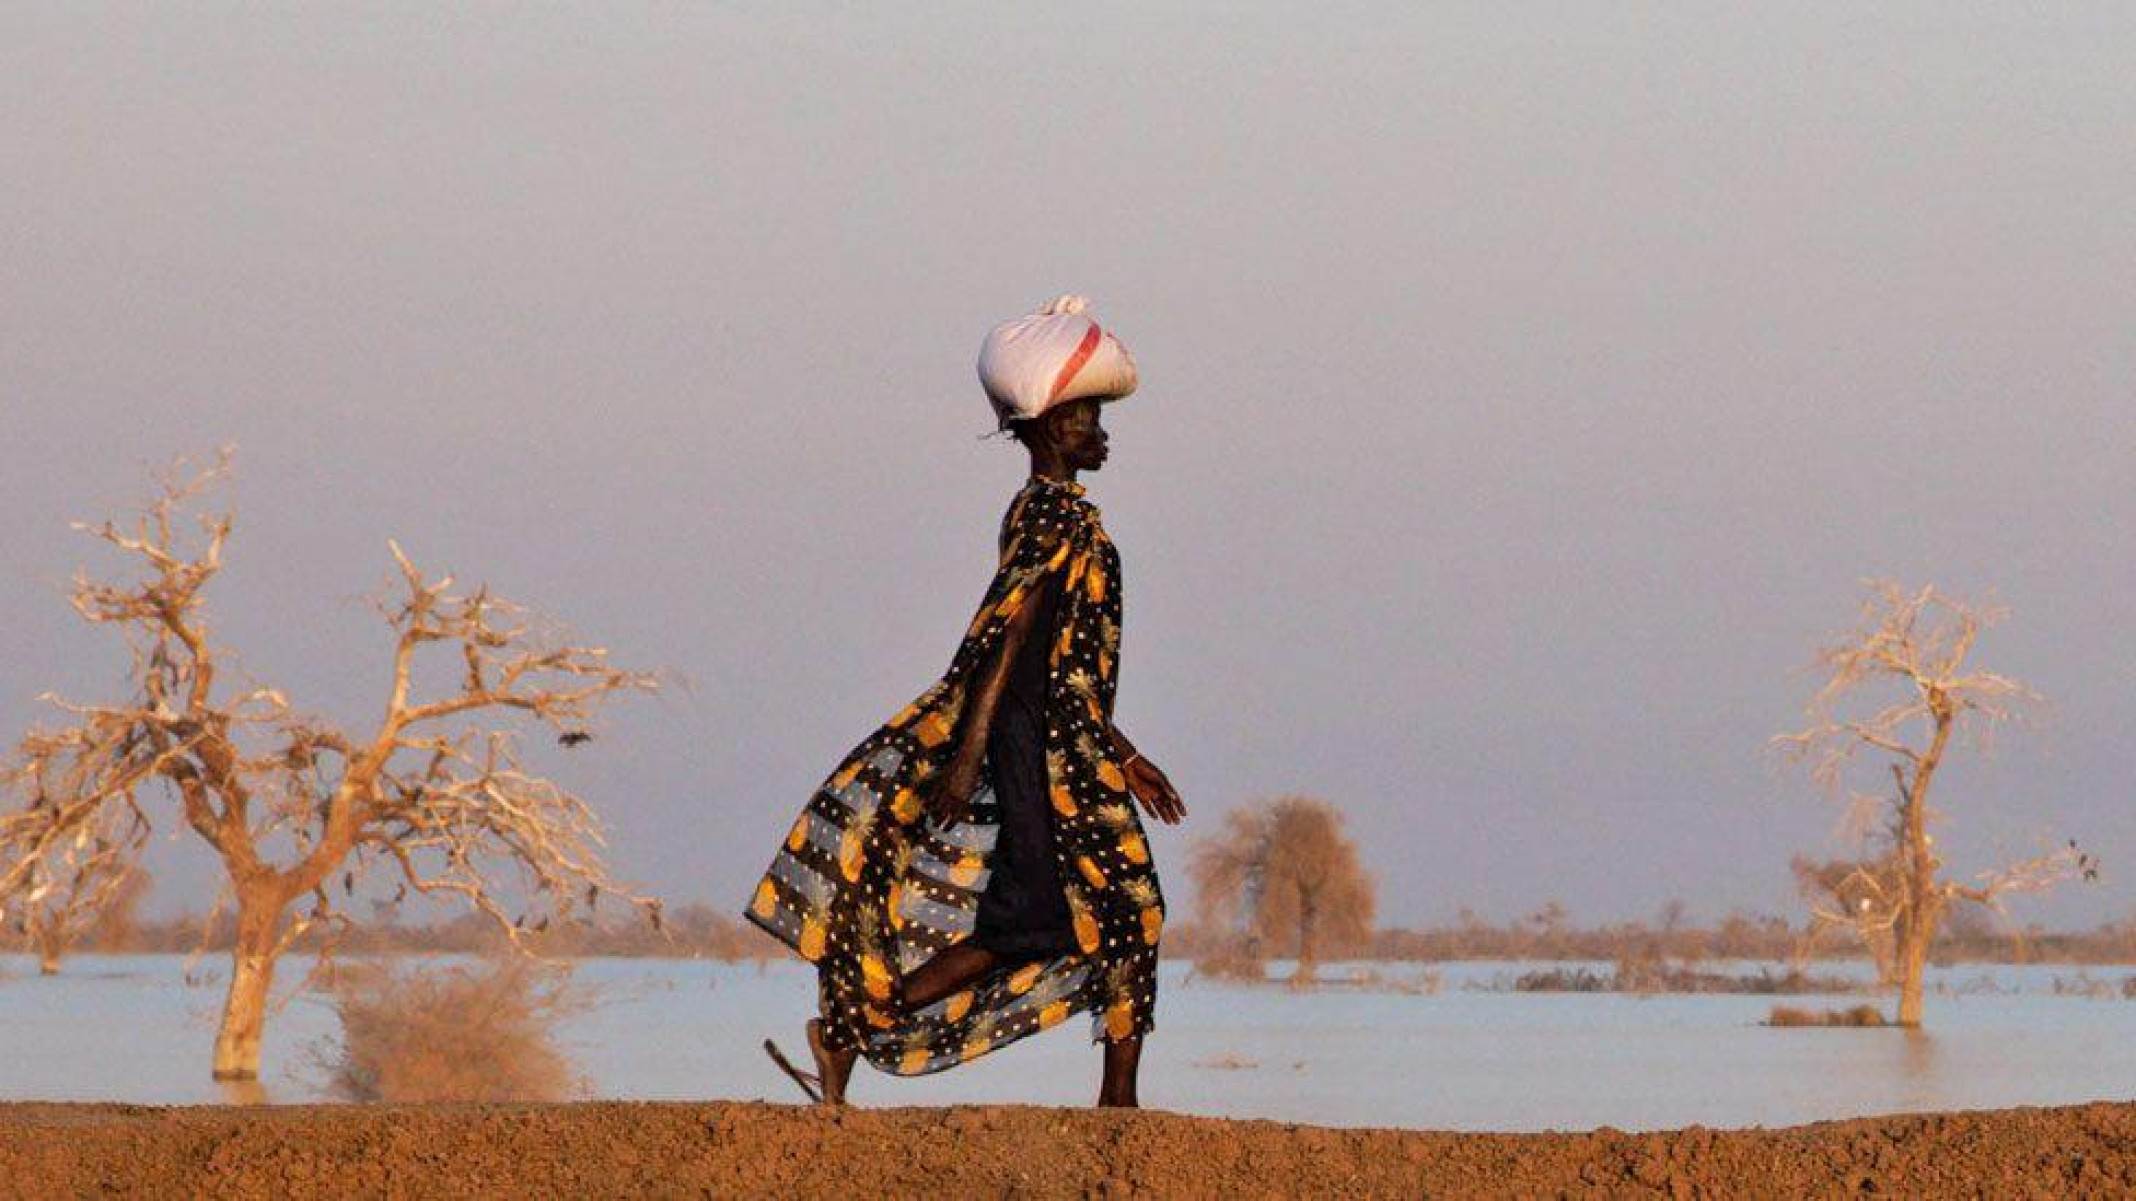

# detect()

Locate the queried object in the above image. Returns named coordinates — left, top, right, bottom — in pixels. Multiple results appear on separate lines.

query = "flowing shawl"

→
left=746, top=476, right=1163, bottom=1074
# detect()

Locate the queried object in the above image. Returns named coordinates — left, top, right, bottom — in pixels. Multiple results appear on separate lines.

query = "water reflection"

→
left=1896, top=1026, right=1938, bottom=1110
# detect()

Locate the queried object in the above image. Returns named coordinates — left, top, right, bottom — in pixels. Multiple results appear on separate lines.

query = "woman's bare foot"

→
left=806, top=1019, right=858, bottom=1106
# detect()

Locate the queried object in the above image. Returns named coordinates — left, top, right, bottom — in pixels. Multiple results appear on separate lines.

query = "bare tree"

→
left=1773, top=580, right=2095, bottom=1026
left=1191, top=796, right=1375, bottom=986
left=0, top=449, right=661, bottom=1079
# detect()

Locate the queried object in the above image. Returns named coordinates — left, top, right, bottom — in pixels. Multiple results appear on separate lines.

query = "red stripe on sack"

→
left=1047, top=323, right=1105, bottom=404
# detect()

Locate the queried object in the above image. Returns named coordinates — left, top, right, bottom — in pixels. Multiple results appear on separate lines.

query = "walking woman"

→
left=748, top=296, right=1185, bottom=1108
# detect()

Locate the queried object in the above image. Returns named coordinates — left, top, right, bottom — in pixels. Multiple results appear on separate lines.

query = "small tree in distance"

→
left=1773, top=580, right=2095, bottom=1026
left=0, top=449, right=663, bottom=1080
left=8, top=790, right=146, bottom=978
left=12, top=800, right=149, bottom=975
left=1191, top=795, right=1375, bottom=987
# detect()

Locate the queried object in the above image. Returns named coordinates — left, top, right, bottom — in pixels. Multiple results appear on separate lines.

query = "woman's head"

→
left=1009, top=398, right=1109, bottom=475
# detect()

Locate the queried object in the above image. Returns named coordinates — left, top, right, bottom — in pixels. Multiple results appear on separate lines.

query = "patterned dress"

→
left=745, top=475, right=1164, bottom=1074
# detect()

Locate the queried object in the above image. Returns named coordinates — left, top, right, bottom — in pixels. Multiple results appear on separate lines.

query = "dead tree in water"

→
left=1772, top=581, right=2094, bottom=1026
left=0, top=449, right=662, bottom=1080
left=1191, top=796, right=1375, bottom=986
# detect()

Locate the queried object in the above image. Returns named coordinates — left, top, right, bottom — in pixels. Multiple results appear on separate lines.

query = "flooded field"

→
left=5, top=954, right=2133, bottom=1132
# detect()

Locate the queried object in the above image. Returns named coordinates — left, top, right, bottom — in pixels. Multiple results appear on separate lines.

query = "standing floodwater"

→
left=5, top=954, right=2134, bottom=1131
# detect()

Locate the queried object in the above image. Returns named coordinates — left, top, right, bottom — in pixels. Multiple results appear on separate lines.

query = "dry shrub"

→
left=314, top=956, right=592, bottom=1102
left=1767, top=1004, right=1887, bottom=1028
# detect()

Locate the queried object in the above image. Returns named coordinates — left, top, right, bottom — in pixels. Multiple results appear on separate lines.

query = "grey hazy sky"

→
left=3, top=4, right=2131, bottom=927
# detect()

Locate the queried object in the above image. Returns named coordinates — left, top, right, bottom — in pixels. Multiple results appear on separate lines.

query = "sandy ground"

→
left=3, top=1099, right=2134, bottom=1198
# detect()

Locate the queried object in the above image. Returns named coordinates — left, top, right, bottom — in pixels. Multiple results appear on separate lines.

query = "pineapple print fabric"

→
left=746, top=476, right=1164, bottom=1073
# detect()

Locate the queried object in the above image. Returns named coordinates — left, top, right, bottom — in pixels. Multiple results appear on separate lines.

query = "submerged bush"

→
left=1512, top=962, right=1864, bottom=996
left=1767, top=1004, right=1887, bottom=1027
left=1513, top=966, right=1615, bottom=993
left=1191, top=934, right=1269, bottom=984
left=312, top=956, right=592, bottom=1102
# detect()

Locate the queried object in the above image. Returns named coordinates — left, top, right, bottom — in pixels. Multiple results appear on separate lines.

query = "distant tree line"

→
left=17, top=895, right=2136, bottom=968
left=5, top=900, right=762, bottom=962
left=1160, top=904, right=2136, bottom=968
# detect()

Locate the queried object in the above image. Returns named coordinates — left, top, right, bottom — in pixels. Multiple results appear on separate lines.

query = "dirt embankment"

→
left=3, top=1100, right=2134, bottom=1199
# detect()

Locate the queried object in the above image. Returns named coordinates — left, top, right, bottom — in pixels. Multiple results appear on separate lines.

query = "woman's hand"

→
left=1124, top=753, right=1186, bottom=826
left=925, top=755, right=983, bottom=827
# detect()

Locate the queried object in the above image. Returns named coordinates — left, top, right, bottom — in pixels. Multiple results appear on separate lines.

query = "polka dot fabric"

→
left=745, top=476, right=1164, bottom=1074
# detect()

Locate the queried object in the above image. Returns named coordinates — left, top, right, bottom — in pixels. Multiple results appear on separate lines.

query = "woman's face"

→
left=1045, top=399, right=1110, bottom=471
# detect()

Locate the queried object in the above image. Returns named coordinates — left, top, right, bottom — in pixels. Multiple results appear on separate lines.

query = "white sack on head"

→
left=976, top=294, right=1137, bottom=427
